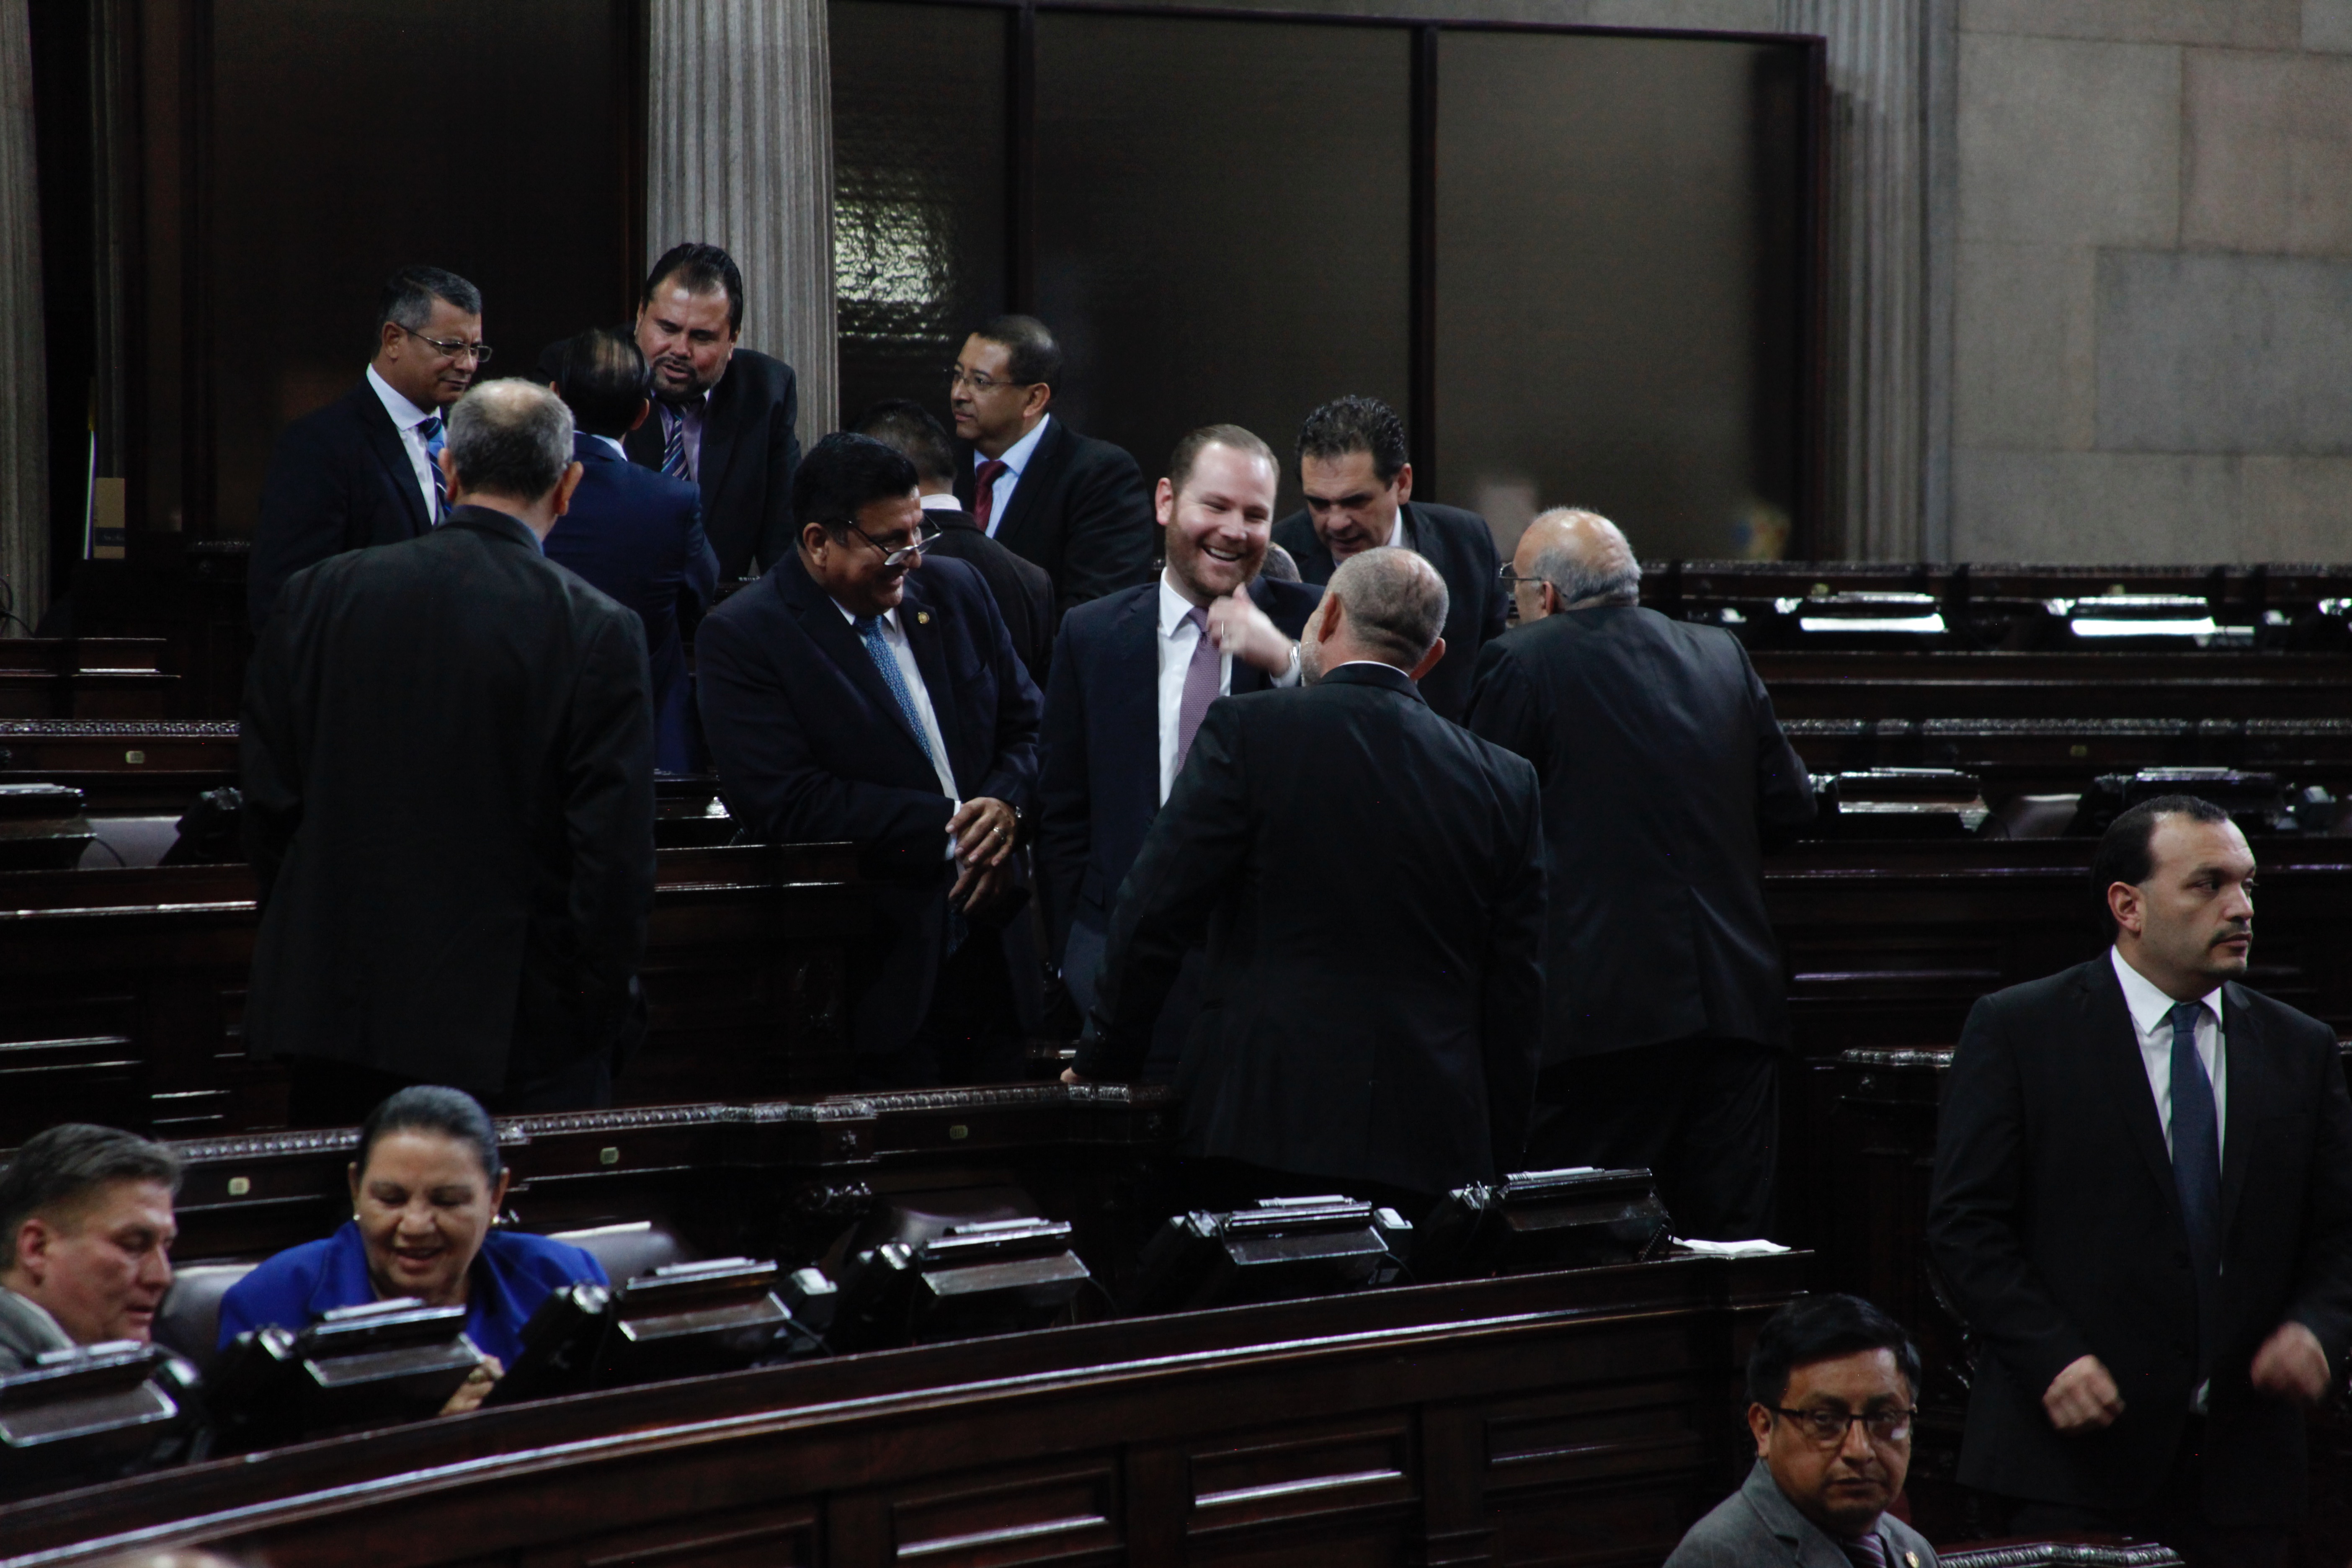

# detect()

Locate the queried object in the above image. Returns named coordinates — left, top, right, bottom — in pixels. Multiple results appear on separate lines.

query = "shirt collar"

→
left=365, top=364, right=436, bottom=432
left=1159, top=569, right=1212, bottom=637
left=834, top=598, right=897, bottom=631
left=2110, top=945, right=2225, bottom=1033
left=918, top=491, right=963, bottom=512
left=983, top=412, right=1052, bottom=477
left=0, top=1283, right=75, bottom=1351
left=593, top=433, right=628, bottom=460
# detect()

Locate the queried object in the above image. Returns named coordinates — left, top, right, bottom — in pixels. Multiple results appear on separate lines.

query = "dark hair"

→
left=792, top=432, right=920, bottom=536
left=852, top=398, right=957, bottom=488
left=643, top=242, right=745, bottom=335
left=378, top=266, right=481, bottom=336
left=0, top=1124, right=181, bottom=1270
left=970, top=314, right=1063, bottom=389
left=445, top=381, right=574, bottom=501
left=1296, top=395, right=1409, bottom=485
left=1261, top=543, right=1302, bottom=584
left=1746, top=1293, right=1921, bottom=1410
left=2091, top=794, right=2235, bottom=937
left=555, top=328, right=654, bottom=440
left=1166, top=424, right=1278, bottom=500
left=356, top=1086, right=503, bottom=1185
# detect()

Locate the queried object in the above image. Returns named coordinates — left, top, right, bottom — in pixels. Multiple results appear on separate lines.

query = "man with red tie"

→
left=950, top=315, right=1156, bottom=615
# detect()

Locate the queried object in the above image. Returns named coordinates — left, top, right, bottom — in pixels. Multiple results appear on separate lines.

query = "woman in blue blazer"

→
left=219, top=1086, right=605, bottom=1413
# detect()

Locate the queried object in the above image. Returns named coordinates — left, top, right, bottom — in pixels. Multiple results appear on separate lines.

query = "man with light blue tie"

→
left=1930, top=794, right=2352, bottom=1567
left=696, top=433, right=1043, bottom=1087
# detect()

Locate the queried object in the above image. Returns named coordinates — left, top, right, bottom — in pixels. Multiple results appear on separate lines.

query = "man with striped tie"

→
left=697, top=433, right=1044, bottom=1088
left=1932, top=796, right=2352, bottom=1567
left=250, top=266, right=485, bottom=631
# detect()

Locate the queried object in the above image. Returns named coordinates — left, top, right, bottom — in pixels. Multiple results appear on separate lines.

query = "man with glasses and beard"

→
left=697, top=433, right=1044, bottom=1088
left=250, top=266, right=486, bottom=631
left=1037, top=425, right=1320, bottom=1078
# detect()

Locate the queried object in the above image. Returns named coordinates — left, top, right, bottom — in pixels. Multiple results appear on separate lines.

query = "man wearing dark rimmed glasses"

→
left=698, top=433, right=1044, bottom=1087
left=251, top=266, right=487, bottom=631
left=1666, top=1293, right=1939, bottom=1568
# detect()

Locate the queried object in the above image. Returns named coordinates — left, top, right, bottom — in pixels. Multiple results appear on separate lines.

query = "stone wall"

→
left=1952, top=0, right=2352, bottom=562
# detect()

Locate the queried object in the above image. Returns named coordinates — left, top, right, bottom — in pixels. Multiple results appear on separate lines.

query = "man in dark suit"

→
left=1068, top=548, right=1545, bottom=1212
left=546, top=328, right=720, bottom=774
left=949, top=315, right=1155, bottom=613
left=697, top=433, right=1044, bottom=1087
left=242, top=382, right=656, bottom=1123
left=852, top=397, right=1054, bottom=685
left=1269, top=395, right=1507, bottom=722
left=1929, top=796, right=2352, bottom=1565
left=537, top=243, right=802, bottom=580
left=1038, top=424, right=1321, bottom=1080
left=249, top=266, right=486, bottom=631
left=1465, top=508, right=1814, bottom=1241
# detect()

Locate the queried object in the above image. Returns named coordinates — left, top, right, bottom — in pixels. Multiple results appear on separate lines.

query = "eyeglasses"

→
left=946, top=365, right=1032, bottom=394
left=402, top=325, right=494, bottom=364
left=1498, top=564, right=1547, bottom=588
left=1772, top=1406, right=1916, bottom=1447
left=843, top=519, right=943, bottom=568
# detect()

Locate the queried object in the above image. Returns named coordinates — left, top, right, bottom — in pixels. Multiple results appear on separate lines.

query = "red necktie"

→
left=972, top=459, right=1010, bottom=536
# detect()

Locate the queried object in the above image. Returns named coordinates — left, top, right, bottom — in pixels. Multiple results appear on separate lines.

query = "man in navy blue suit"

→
left=698, top=433, right=1044, bottom=1086
left=546, top=328, right=720, bottom=774
left=1038, top=425, right=1320, bottom=1078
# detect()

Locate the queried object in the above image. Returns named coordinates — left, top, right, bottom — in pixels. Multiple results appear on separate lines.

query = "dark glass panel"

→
left=830, top=0, right=1008, bottom=436
left=1034, top=13, right=1409, bottom=513
left=209, top=0, right=632, bottom=537
left=1436, top=31, right=1810, bottom=561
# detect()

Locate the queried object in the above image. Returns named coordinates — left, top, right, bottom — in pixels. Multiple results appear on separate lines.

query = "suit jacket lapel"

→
left=624, top=415, right=664, bottom=470
left=696, top=364, right=744, bottom=498
left=356, top=385, right=431, bottom=535
left=1108, top=590, right=1161, bottom=823
left=2085, top=962, right=2186, bottom=1226
left=993, top=418, right=1066, bottom=554
left=2219, top=983, right=2265, bottom=1240
left=900, top=576, right=965, bottom=790
left=777, top=559, right=936, bottom=773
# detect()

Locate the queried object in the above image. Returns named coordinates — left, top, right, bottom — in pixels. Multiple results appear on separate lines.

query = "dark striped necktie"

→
left=1839, top=1529, right=1888, bottom=1568
left=660, top=395, right=705, bottom=482
left=417, top=414, right=448, bottom=523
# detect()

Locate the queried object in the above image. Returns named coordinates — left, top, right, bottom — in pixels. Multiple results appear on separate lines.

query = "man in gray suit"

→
left=0, top=1124, right=181, bottom=1371
left=1667, top=1294, right=1940, bottom=1568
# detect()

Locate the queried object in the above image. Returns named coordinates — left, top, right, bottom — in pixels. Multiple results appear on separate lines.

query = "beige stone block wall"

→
left=1952, top=3, right=2352, bottom=562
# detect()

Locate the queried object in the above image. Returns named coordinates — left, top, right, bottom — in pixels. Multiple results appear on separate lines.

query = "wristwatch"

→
left=1284, top=641, right=1302, bottom=682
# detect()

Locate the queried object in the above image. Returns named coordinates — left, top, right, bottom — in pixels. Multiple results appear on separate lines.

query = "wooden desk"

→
left=0, top=640, right=177, bottom=720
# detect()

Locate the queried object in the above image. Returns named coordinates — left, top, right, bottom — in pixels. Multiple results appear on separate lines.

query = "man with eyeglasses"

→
left=698, top=433, right=1044, bottom=1087
left=949, top=315, right=1155, bottom=614
left=250, top=265, right=487, bottom=631
left=1667, top=1293, right=1937, bottom=1567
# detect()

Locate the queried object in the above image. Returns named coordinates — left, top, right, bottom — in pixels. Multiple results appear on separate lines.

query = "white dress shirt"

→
left=918, top=492, right=964, bottom=513
left=366, top=365, right=442, bottom=524
left=975, top=413, right=1052, bottom=536
left=1155, top=569, right=1301, bottom=803
left=2110, top=946, right=2228, bottom=1161
left=656, top=360, right=724, bottom=482
left=833, top=599, right=959, bottom=806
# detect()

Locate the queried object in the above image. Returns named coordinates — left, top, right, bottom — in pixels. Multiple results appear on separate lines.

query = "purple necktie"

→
left=1840, top=1531, right=1888, bottom=1568
left=1174, top=606, right=1221, bottom=776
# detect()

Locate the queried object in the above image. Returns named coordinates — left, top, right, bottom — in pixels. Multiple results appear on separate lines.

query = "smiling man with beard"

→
left=1036, top=425, right=1321, bottom=1078
left=1931, top=796, right=2352, bottom=1566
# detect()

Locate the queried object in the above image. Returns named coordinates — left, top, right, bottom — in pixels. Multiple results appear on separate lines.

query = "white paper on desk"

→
left=1672, top=1238, right=1794, bottom=1257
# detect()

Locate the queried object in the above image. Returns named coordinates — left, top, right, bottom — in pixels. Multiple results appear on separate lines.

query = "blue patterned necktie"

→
left=856, top=614, right=964, bottom=952
left=2168, top=998, right=2223, bottom=1375
left=417, top=414, right=449, bottom=523
left=661, top=396, right=704, bottom=482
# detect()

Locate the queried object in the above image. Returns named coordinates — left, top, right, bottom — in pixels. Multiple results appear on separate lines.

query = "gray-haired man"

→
left=0, top=1124, right=181, bottom=1370
left=1465, top=508, right=1814, bottom=1240
left=243, top=381, right=657, bottom=1124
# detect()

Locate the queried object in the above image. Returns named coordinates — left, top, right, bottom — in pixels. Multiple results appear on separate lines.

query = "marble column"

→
left=0, top=0, right=47, bottom=632
left=647, top=0, right=838, bottom=441
left=1778, top=0, right=1937, bottom=560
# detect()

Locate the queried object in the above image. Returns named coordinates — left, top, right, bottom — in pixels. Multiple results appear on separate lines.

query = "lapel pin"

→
left=1906, top=1553, right=1919, bottom=1567
left=916, top=611, right=931, bottom=625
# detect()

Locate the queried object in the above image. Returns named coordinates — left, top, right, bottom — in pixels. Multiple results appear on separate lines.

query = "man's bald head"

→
left=1303, top=546, right=1450, bottom=683
left=1512, top=508, right=1641, bottom=622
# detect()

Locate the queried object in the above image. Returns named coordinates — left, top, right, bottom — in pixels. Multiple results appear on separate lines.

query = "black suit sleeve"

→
left=1743, top=647, right=1815, bottom=847
left=678, top=502, right=720, bottom=635
left=1057, top=444, right=1156, bottom=607
left=1480, top=764, right=1547, bottom=1171
left=753, top=365, right=802, bottom=574
left=2285, top=1018, right=2352, bottom=1380
left=238, top=581, right=307, bottom=902
left=250, top=420, right=351, bottom=634
left=1929, top=995, right=2100, bottom=1401
left=1077, top=698, right=1254, bottom=1080
left=1463, top=640, right=1543, bottom=777
left=561, top=612, right=659, bottom=1047
left=1467, top=522, right=1508, bottom=649
left=1035, top=616, right=1088, bottom=964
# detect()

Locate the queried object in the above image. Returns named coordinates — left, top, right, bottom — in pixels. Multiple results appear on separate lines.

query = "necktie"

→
left=417, top=415, right=448, bottom=523
left=856, top=614, right=964, bottom=953
left=1838, top=1531, right=1888, bottom=1568
left=1174, top=606, right=1222, bottom=777
left=972, top=458, right=1010, bottom=536
left=661, top=397, right=703, bottom=482
left=2168, top=998, right=2224, bottom=1375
